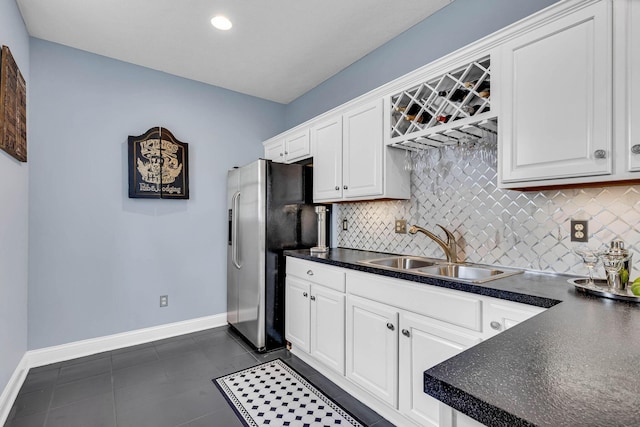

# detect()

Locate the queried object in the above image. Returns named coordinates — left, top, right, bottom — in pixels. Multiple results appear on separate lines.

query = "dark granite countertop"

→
left=285, top=248, right=640, bottom=427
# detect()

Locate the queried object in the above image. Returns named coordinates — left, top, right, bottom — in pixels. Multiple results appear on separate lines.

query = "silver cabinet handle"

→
left=632, top=144, right=640, bottom=155
left=303, top=292, right=308, bottom=298
left=402, top=329, right=410, bottom=337
left=386, top=322, right=395, bottom=331
left=343, top=185, right=348, bottom=190
left=310, top=295, right=316, bottom=301
left=306, top=270, right=314, bottom=276
left=594, top=149, right=607, bottom=159
left=490, top=321, right=502, bottom=331
left=335, top=186, right=340, bottom=191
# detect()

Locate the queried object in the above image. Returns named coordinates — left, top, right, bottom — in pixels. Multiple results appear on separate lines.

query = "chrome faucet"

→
left=409, top=224, right=458, bottom=263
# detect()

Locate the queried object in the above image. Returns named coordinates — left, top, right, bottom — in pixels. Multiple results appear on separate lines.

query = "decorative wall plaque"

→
left=128, top=127, right=189, bottom=199
left=0, top=45, right=27, bottom=162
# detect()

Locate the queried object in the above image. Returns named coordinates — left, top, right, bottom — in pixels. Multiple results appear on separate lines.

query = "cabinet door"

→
left=264, top=139, right=285, bottom=163
left=285, top=277, right=310, bottom=353
left=499, top=0, right=612, bottom=184
left=285, top=129, right=311, bottom=163
left=312, top=116, right=343, bottom=202
left=342, top=100, right=383, bottom=199
left=626, top=0, right=640, bottom=171
left=311, top=286, right=345, bottom=375
left=399, top=312, right=482, bottom=427
left=346, top=294, right=398, bottom=408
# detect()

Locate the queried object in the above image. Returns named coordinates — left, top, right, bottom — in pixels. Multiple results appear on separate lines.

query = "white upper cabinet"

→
left=264, top=138, right=286, bottom=163
left=312, top=100, right=409, bottom=203
left=311, top=116, right=343, bottom=201
left=499, top=0, right=613, bottom=186
left=284, top=129, right=311, bottom=163
left=342, top=101, right=384, bottom=199
left=619, top=0, right=640, bottom=172
left=262, top=129, right=311, bottom=164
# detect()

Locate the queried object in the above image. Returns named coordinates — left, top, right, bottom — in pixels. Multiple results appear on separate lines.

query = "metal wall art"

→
left=0, top=45, right=27, bottom=162
left=128, top=127, right=189, bottom=199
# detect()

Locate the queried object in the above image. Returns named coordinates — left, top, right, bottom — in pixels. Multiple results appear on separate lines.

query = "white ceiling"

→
left=16, top=0, right=452, bottom=104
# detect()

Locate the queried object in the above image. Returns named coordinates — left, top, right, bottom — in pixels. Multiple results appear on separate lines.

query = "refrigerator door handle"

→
left=232, top=191, right=241, bottom=269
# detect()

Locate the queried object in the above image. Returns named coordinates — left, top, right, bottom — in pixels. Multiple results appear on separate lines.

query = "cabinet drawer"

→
left=286, top=258, right=346, bottom=292
left=347, top=271, right=483, bottom=332
left=484, top=298, right=545, bottom=337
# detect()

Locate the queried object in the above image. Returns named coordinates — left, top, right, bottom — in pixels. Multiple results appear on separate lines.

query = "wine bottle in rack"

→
left=464, top=80, right=490, bottom=98
left=462, top=104, right=483, bottom=115
left=399, top=104, right=432, bottom=124
left=436, top=114, right=452, bottom=123
left=437, top=88, right=468, bottom=102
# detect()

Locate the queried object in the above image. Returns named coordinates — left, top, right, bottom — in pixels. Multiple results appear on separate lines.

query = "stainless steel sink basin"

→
left=358, top=255, right=522, bottom=283
left=414, top=264, right=512, bottom=282
left=358, top=256, right=440, bottom=270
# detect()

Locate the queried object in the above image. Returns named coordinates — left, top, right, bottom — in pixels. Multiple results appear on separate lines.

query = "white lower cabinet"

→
left=346, top=294, right=399, bottom=408
left=399, top=312, right=482, bottom=427
left=345, top=293, right=483, bottom=425
left=310, top=285, right=345, bottom=375
left=284, top=276, right=311, bottom=352
left=285, top=257, right=546, bottom=427
left=285, top=258, right=346, bottom=375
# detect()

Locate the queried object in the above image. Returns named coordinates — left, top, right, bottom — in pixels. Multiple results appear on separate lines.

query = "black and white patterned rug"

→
left=214, top=359, right=364, bottom=427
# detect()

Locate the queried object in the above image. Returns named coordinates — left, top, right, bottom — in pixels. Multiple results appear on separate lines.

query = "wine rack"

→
left=389, top=55, right=497, bottom=150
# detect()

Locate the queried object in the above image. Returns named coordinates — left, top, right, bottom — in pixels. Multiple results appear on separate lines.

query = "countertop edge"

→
left=285, top=250, right=561, bottom=309
left=423, top=373, right=536, bottom=427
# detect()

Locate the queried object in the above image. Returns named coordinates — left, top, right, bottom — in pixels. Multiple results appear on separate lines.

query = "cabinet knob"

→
left=490, top=321, right=502, bottom=331
left=386, top=322, right=395, bottom=331
left=594, top=149, right=607, bottom=159
left=306, top=270, right=314, bottom=276
left=632, top=144, right=640, bottom=155
left=335, top=186, right=340, bottom=191
left=303, top=292, right=308, bottom=298
left=279, top=153, right=284, bottom=157
left=343, top=185, right=348, bottom=190
left=401, top=329, right=410, bottom=337
left=284, top=151, right=288, bottom=155
left=310, top=295, right=316, bottom=301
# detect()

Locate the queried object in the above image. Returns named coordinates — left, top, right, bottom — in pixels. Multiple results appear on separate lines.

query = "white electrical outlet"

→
left=160, top=295, right=168, bottom=307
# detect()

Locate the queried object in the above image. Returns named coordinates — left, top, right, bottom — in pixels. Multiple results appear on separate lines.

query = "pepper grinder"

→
left=310, top=206, right=329, bottom=254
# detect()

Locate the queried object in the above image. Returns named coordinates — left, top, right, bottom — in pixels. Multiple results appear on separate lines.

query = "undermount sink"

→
left=416, top=264, right=521, bottom=283
left=358, top=255, right=522, bottom=283
left=358, top=256, right=439, bottom=270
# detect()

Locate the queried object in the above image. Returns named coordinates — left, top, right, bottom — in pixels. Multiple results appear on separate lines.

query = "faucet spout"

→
left=408, top=224, right=458, bottom=263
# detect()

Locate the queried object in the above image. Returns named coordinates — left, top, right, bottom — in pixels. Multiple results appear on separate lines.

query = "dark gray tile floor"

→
left=4, top=326, right=394, bottom=427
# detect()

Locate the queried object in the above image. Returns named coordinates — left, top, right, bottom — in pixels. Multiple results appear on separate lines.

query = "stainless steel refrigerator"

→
left=227, top=159, right=321, bottom=351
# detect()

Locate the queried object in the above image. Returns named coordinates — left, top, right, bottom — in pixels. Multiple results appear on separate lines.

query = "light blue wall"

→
left=19, top=0, right=560, bottom=352
left=0, top=0, right=30, bottom=394
left=27, top=39, right=285, bottom=349
left=284, top=0, right=559, bottom=128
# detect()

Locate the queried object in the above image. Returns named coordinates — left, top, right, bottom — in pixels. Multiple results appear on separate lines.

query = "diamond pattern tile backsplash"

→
left=336, top=146, right=640, bottom=278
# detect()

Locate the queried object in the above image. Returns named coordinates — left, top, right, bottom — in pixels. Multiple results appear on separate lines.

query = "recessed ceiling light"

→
left=211, top=15, right=232, bottom=31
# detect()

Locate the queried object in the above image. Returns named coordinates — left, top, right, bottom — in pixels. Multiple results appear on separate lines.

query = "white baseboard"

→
left=27, top=313, right=227, bottom=368
left=0, top=354, right=29, bottom=426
